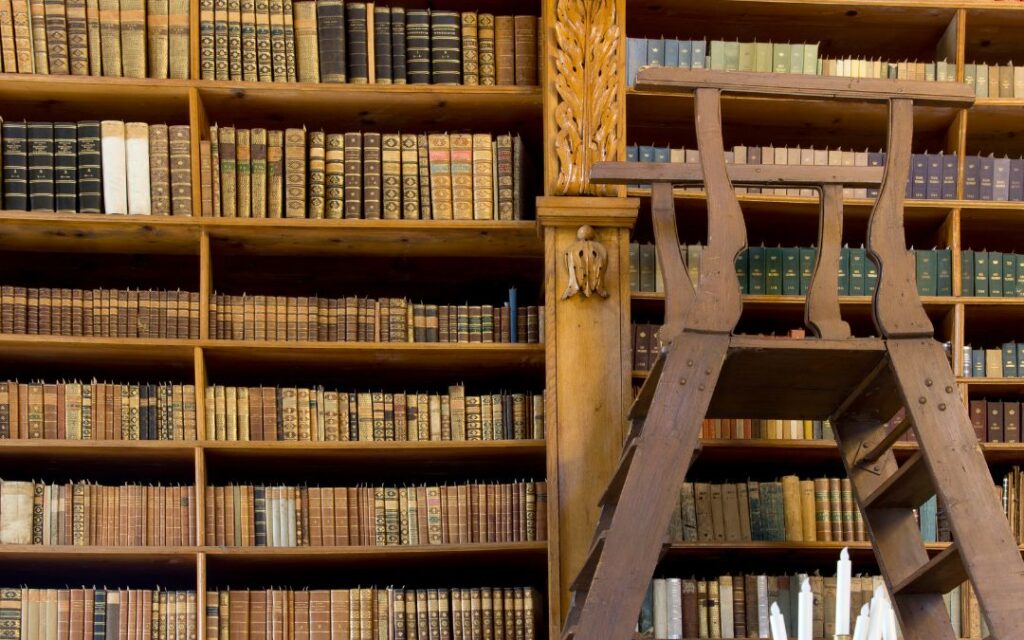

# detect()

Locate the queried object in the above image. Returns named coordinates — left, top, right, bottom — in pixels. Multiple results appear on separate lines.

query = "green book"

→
left=849, top=246, right=866, bottom=296
left=865, top=253, right=879, bottom=295
left=799, top=247, right=816, bottom=294
left=977, top=63, right=989, bottom=98
left=639, top=244, right=657, bottom=293
left=738, top=41, right=754, bottom=71
left=1016, top=254, right=1024, bottom=297
left=990, top=251, right=1004, bottom=297
left=748, top=245, right=766, bottom=294
left=915, top=249, right=937, bottom=296
left=937, top=249, right=953, bottom=296
left=803, top=42, right=819, bottom=74
left=724, top=40, right=740, bottom=71
left=838, top=246, right=850, bottom=296
left=772, top=42, right=790, bottom=73
left=1004, top=253, right=1017, bottom=298
left=782, top=247, right=800, bottom=295
left=735, top=250, right=749, bottom=294
left=1017, top=344, right=1024, bottom=378
left=709, top=40, right=726, bottom=70
left=961, top=249, right=974, bottom=296
left=789, top=44, right=803, bottom=74
left=754, top=41, right=772, bottom=73
left=765, top=247, right=783, bottom=295
left=628, top=242, right=640, bottom=291
left=1004, top=343, right=1018, bottom=378
left=964, top=63, right=976, bottom=89
left=974, top=250, right=989, bottom=297
left=973, top=349, right=985, bottom=378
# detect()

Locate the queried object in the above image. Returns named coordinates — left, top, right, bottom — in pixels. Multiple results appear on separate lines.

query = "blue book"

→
left=508, top=287, right=518, bottom=344
left=941, top=152, right=957, bottom=200
left=973, top=348, right=985, bottom=378
left=926, top=152, right=943, bottom=200
left=678, top=39, right=692, bottom=68
left=626, top=37, right=647, bottom=87
left=964, top=154, right=980, bottom=200
left=980, top=153, right=995, bottom=201
left=626, top=143, right=638, bottom=163
left=919, top=496, right=937, bottom=542
left=867, top=150, right=885, bottom=198
left=1010, top=158, right=1024, bottom=201
left=1016, top=342, right=1024, bottom=376
left=653, top=145, right=670, bottom=164
left=646, top=37, right=665, bottom=68
left=1005, top=342, right=1019, bottom=378
left=691, top=39, right=706, bottom=69
left=638, top=145, right=656, bottom=163
left=664, top=39, right=679, bottom=68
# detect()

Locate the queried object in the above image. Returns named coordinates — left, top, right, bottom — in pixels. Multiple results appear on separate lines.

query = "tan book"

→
left=43, top=0, right=68, bottom=73
left=292, top=0, right=318, bottom=81
left=238, top=0, right=255, bottom=80
left=199, top=0, right=214, bottom=77
left=125, top=122, right=152, bottom=214
left=281, top=0, right=294, bottom=80
left=235, top=128, right=252, bottom=217
left=9, top=0, right=32, bottom=72
left=97, top=0, right=120, bottom=75
left=427, top=133, right=453, bottom=219
left=460, top=11, right=477, bottom=85
left=381, top=133, right=401, bottom=219
left=209, top=124, right=221, bottom=215
left=266, top=129, right=284, bottom=217
left=307, top=130, right=325, bottom=218
left=267, top=0, right=284, bottom=79
left=169, top=125, right=192, bottom=216
left=400, top=133, right=419, bottom=219
left=64, top=0, right=88, bottom=74
left=986, top=348, right=1003, bottom=378
left=167, top=0, right=188, bottom=78
left=253, top=0, right=270, bottom=80
left=149, top=124, right=171, bottom=214
left=146, top=0, right=169, bottom=77
left=494, top=15, right=514, bottom=85
left=119, top=0, right=145, bottom=77
left=226, top=0, right=240, bottom=79
left=471, top=133, right=493, bottom=220
left=250, top=127, right=267, bottom=218
left=28, top=0, right=46, bottom=72
left=213, top=0, right=227, bottom=79
left=721, top=483, right=742, bottom=543
left=324, top=133, right=344, bottom=218
left=799, top=479, right=816, bottom=542
left=781, top=475, right=804, bottom=542
left=199, top=139, right=213, bottom=216
left=283, top=127, right=306, bottom=217
left=477, top=12, right=494, bottom=86
left=218, top=126, right=237, bottom=217
left=0, top=480, right=34, bottom=543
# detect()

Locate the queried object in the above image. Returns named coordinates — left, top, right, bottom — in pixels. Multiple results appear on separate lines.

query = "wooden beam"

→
left=590, top=162, right=885, bottom=187
left=635, top=67, right=976, bottom=108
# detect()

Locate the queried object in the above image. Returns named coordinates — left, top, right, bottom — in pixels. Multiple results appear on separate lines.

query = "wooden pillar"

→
left=537, top=196, right=638, bottom=637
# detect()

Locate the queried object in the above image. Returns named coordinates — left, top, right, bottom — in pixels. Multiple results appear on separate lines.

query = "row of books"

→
left=625, top=36, right=955, bottom=86
left=209, top=293, right=544, bottom=344
left=0, top=481, right=196, bottom=546
left=204, top=481, right=547, bottom=547
left=204, top=385, right=545, bottom=442
left=629, top=243, right=954, bottom=297
left=964, top=62, right=1024, bottom=98
left=0, top=0, right=189, bottom=78
left=0, top=120, right=193, bottom=215
left=0, top=287, right=199, bottom=338
left=201, top=127, right=527, bottom=220
left=638, top=575, right=986, bottom=640
left=206, top=587, right=542, bottom=640
left=1, top=588, right=197, bottom=640
left=969, top=398, right=1023, bottom=442
left=200, top=3, right=539, bottom=86
left=0, top=381, right=198, bottom=440
left=961, top=249, right=1024, bottom=297
left=700, top=417, right=834, bottom=441
left=671, top=477, right=866, bottom=545
left=626, top=145, right=961, bottom=201
left=1002, top=466, right=1024, bottom=545
left=962, top=343, right=1024, bottom=378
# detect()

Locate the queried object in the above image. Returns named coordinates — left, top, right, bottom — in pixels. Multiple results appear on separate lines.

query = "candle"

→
left=798, top=578, right=813, bottom=640
left=852, top=603, right=870, bottom=640
left=866, top=586, right=886, bottom=640
left=836, top=547, right=852, bottom=634
left=883, top=600, right=898, bottom=640
left=769, top=602, right=788, bottom=640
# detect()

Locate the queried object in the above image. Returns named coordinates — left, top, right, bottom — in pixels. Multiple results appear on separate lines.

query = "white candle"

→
left=836, top=547, right=852, bottom=634
left=769, top=602, right=788, bottom=640
left=852, top=603, right=870, bottom=640
left=866, top=586, right=886, bottom=640
left=798, top=578, right=813, bottom=640
left=883, top=600, right=898, bottom=640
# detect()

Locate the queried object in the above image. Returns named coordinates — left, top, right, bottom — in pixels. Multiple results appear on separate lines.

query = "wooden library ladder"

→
left=561, top=69, right=1024, bottom=640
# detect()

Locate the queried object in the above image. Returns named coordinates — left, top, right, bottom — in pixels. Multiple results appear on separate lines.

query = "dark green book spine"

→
left=747, top=245, right=766, bottom=295
left=390, top=7, right=406, bottom=84
left=865, top=252, right=878, bottom=295
left=429, top=10, right=461, bottom=85
left=961, top=249, right=974, bottom=296
left=54, top=122, right=78, bottom=212
left=373, top=5, right=392, bottom=83
left=937, top=248, right=953, bottom=296
left=253, top=485, right=267, bottom=544
left=781, top=247, right=799, bottom=296
left=77, top=121, right=103, bottom=213
left=344, top=2, right=369, bottom=83
left=1004, top=342, right=1019, bottom=378
left=1003, top=253, right=1017, bottom=298
left=27, top=121, right=55, bottom=212
left=973, top=349, right=985, bottom=377
left=838, top=246, right=850, bottom=296
left=405, top=9, right=430, bottom=84
left=628, top=242, right=639, bottom=291
left=2, top=121, right=29, bottom=211
left=735, top=249, right=749, bottom=294
left=765, top=247, right=782, bottom=295
left=747, top=481, right=763, bottom=542
left=974, top=250, right=989, bottom=297
left=1017, top=344, right=1024, bottom=378
left=849, top=246, right=866, bottom=296
left=316, top=0, right=346, bottom=82
left=989, top=250, right=1003, bottom=297
left=1016, top=254, right=1024, bottom=297
left=915, top=249, right=936, bottom=296
left=798, top=247, right=816, bottom=295
left=638, top=244, right=656, bottom=292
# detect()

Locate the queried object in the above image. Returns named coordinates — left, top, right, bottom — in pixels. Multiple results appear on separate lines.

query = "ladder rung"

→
left=858, top=414, right=913, bottom=466
left=628, top=349, right=666, bottom=421
left=862, top=451, right=933, bottom=510
left=599, top=440, right=639, bottom=507
left=893, top=543, right=966, bottom=595
left=569, top=530, right=607, bottom=592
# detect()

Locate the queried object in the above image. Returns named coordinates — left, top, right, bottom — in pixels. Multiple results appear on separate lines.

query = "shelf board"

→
left=631, top=293, right=960, bottom=317
left=0, top=75, right=192, bottom=122
left=204, top=541, right=546, bottom=568
left=0, top=440, right=199, bottom=466
left=0, top=335, right=197, bottom=369
left=664, top=540, right=949, bottom=559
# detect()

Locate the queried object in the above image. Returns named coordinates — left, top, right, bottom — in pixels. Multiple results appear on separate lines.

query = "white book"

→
left=653, top=579, right=668, bottom=639
left=100, top=120, right=128, bottom=214
left=757, top=574, right=770, bottom=639
left=0, top=480, right=34, bottom=544
left=125, top=122, right=152, bottom=214
left=666, top=578, right=683, bottom=639
left=719, top=577, right=734, bottom=638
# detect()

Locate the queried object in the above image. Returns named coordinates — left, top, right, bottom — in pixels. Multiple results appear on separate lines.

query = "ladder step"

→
left=569, top=530, right=607, bottom=593
left=893, top=543, right=966, bottom=595
left=599, top=439, right=639, bottom=507
left=862, top=451, right=933, bottom=510
left=857, top=413, right=913, bottom=466
left=628, top=349, right=665, bottom=421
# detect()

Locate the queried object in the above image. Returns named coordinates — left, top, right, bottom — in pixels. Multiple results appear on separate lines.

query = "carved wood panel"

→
left=551, top=0, right=622, bottom=196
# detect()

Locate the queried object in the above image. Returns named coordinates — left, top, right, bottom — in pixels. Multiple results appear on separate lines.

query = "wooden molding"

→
left=547, top=0, right=624, bottom=196
left=536, top=196, right=639, bottom=229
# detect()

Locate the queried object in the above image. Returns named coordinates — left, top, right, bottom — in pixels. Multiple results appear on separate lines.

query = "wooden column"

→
left=537, top=196, right=638, bottom=637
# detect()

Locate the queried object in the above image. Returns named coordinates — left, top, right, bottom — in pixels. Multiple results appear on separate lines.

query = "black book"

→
left=316, top=0, right=346, bottom=82
left=925, top=152, right=942, bottom=200
left=373, top=5, right=391, bottom=83
left=139, top=384, right=150, bottom=439
left=390, top=7, right=406, bottom=84
left=77, top=121, right=103, bottom=213
left=148, top=383, right=158, bottom=440
left=54, top=122, right=78, bottom=212
left=429, top=10, right=461, bottom=85
left=2, top=120, right=28, bottom=211
left=27, top=121, right=54, bottom=212
left=405, top=9, right=430, bottom=84
left=345, top=2, right=370, bottom=83
left=867, top=150, right=885, bottom=198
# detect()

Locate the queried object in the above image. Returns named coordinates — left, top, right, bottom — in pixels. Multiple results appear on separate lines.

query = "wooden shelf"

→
left=632, top=292, right=962, bottom=311
left=663, top=541, right=950, bottom=562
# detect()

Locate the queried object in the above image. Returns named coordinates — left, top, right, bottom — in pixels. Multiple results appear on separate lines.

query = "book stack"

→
left=625, top=144, right=958, bottom=200
left=206, top=480, right=547, bottom=547
left=0, top=480, right=196, bottom=545
left=0, top=0, right=189, bottom=77
left=626, top=36, right=954, bottom=87
left=199, top=1, right=539, bottom=86
left=671, top=476, right=866, bottom=544
left=201, top=128, right=528, bottom=220
left=0, top=380, right=198, bottom=440
left=204, top=384, right=544, bottom=441
left=206, top=586, right=543, bottom=640
left=0, top=286, right=199, bottom=338
left=963, top=343, right=1024, bottom=378
left=961, top=249, right=1024, bottom=296
left=963, top=154, right=1024, bottom=201
left=969, top=398, right=1023, bottom=443
left=209, top=292, right=543, bottom=343
left=0, top=588, right=197, bottom=640
left=1, top=120, right=193, bottom=215
left=699, top=417, right=833, bottom=441
left=964, top=62, right=1024, bottom=98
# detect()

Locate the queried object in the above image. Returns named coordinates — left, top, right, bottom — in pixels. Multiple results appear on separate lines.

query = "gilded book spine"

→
left=307, top=129, right=325, bottom=218
left=149, top=124, right=171, bottom=213
left=169, top=125, right=192, bottom=216
left=28, top=0, right=46, bottom=72
left=235, top=127, right=251, bottom=217
left=281, top=0, right=294, bottom=80
left=361, top=131, right=381, bottom=219
left=400, top=133, right=419, bottom=219
left=218, top=125, right=237, bottom=217
left=239, top=0, right=256, bottom=80
left=324, top=133, right=344, bottom=218
left=266, top=129, right=284, bottom=217
left=283, top=127, right=306, bottom=217
left=2, top=0, right=19, bottom=71
left=416, top=133, right=430, bottom=219
left=390, top=6, right=404, bottom=84
left=84, top=0, right=99, bottom=73
left=477, top=13, right=494, bottom=85
left=372, top=4, right=389, bottom=83
left=427, top=133, right=453, bottom=220
left=28, top=121, right=55, bottom=212
left=64, top=0, right=88, bottom=74
left=250, top=128, right=267, bottom=218
left=380, top=133, right=401, bottom=220
left=226, top=0, right=241, bottom=79
left=495, top=134, right=513, bottom=220
left=9, top=0, right=33, bottom=72
left=494, top=15, right=514, bottom=86
left=267, top=0, right=285, bottom=80
left=119, top=0, right=147, bottom=77
left=344, top=1, right=367, bottom=83
left=460, top=11, right=478, bottom=85
left=76, top=121, right=102, bottom=213
left=404, top=9, right=428, bottom=85
left=429, top=10, right=460, bottom=85
left=43, top=0, right=68, bottom=73
left=254, top=0, right=270, bottom=80
left=471, top=133, right=493, bottom=220
left=342, top=132, right=360, bottom=217
left=216, top=0, right=232, bottom=79
left=2, top=121, right=29, bottom=211
left=199, top=0, right=215, bottom=77
left=53, top=122, right=77, bottom=212
left=449, top=133, right=473, bottom=220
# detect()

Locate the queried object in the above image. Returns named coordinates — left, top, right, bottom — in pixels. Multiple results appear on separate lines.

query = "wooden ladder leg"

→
left=806, top=184, right=851, bottom=339
left=561, top=333, right=730, bottom=640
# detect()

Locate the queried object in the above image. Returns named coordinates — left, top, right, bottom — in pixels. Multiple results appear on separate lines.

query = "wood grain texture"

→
left=591, top=162, right=885, bottom=186
left=650, top=183, right=692, bottom=338
left=805, top=185, right=852, bottom=339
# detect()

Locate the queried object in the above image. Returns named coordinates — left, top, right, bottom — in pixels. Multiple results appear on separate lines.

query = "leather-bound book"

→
left=989, top=400, right=1004, bottom=443
left=477, top=13, right=494, bottom=85
left=2, top=120, right=28, bottom=210
left=316, top=0, right=344, bottom=82
left=218, top=126, right=237, bottom=216
left=512, top=15, right=536, bottom=85
left=124, top=121, right=151, bottom=214
left=399, top=133, right=418, bottom=219
left=227, top=0, right=241, bottom=79
left=404, top=8, right=428, bottom=84
left=268, top=0, right=285, bottom=80
left=361, top=131, right=381, bottom=218
left=780, top=475, right=803, bottom=542
left=146, top=0, right=169, bottom=77
left=429, top=10, right=459, bottom=85
left=65, top=0, right=88, bottom=74
left=449, top=133, right=473, bottom=219
left=148, top=124, right=171, bottom=214
left=43, top=0, right=69, bottom=73
left=235, top=128, right=251, bottom=217
left=970, top=399, right=987, bottom=442
left=283, top=127, right=306, bottom=217
left=380, top=133, right=401, bottom=219
left=254, top=0, right=270, bottom=80
left=199, top=0, right=215, bottom=77
left=209, top=124, right=221, bottom=215
left=266, top=129, right=284, bottom=217
left=119, top=0, right=146, bottom=77
left=813, top=477, right=831, bottom=542
left=28, top=0, right=46, bottom=72
left=248, top=128, right=266, bottom=217
left=1005, top=400, right=1020, bottom=443
left=494, top=15, right=513, bottom=85
left=512, top=133, right=523, bottom=219
left=495, top=133, right=513, bottom=220
left=75, top=120, right=102, bottom=212
left=100, top=120, right=127, bottom=213
left=27, top=121, right=55, bottom=212
left=307, top=130, right=325, bottom=217
left=342, top=132, right=361, bottom=217
left=827, top=477, right=843, bottom=540
left=389, top=6, right=404, bottom=83
left=416, top=133, right=430, bottom=218
left=427, top=133, right=452, bottom=219
left=324, top=133, right=344, bottom=217
left=169, top=125, right=192, bottom=215
left=239, top=0, right=256, bottom=80
left=471, top=133, right=492, bottom=219
left=282, top=0, right=295, bottom=80
left=9, top=0, right=32, bottom=72
left=344, top=1, right=367, bottom=82
left=372, top=4, right=389, bottom=83
left=214, top=0, right=228, bottom=78
left=53, top=122, right=77, bottom=212
left=293, top=0, right=318, bottom=81
left=460, top=11, right=477, bottom=84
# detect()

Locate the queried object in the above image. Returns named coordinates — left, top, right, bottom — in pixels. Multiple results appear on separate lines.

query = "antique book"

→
left=96, top=0, right=121, bottom=74
left=342, top=131, right=362, bottom=218
left=53, top=122, right=77, bottom=212
left=1, top=0, right=19, bottom=71
left=344, top=1, right=368, bottom=82
left=267, top=0, right=285, bottom=80
left=2, top=121, right=28, bottom=210
left=429, top=10, right=460, bottom=84
left=100, top=120, right=128, bottom=214
left=293, top=0, right=318, bottom=81
left=199, top=0, right=215, bottom=77
left=118, top=0, right=146, bottom=77
left=427, top=133, right=453, bottom=219
left=146, top=0, right=169, bottom=77
left=362, top=131, right=381, bottom=218
left=400, top=133, right=419, bottom=219
left=200, top=140, right=213, bottom=215
left=390, top=6, right=404, bottom=83
left=250, top=128, right=267, bottom=218
left=380, top=133, right=401, bottom=219
left=317, top=0, right=344, bottom=81
left=43, top=0, right=68, bottom=72
left=219, top=126, right=237, bottom=216
left=307, top=130, right=326, bottom=218
left=9, top=0, right=32, bottom=72
left=404, top=8, right=428, bottom=84
left=781, top=475, right=803, bottom=542
left=169, top=125, right=192, bottom=216
left=324, top=133, right=344, bottom=218
left=254, top=0, right=270, bottom=80
left=266, top=129, right=284, bottom=217
left=460, top=11, right=477, bottom=84
left=235, top=128, right=251, bottom=217
left=477, top=13, right=494, bottom=85
left=213, top=0, right=228, bottom=78
left=148, top=124, right=171, bottom=215
left=417, top=133, right=431, bottom=218
left=226, top=0, right=241, bottom=79
left=124, top=122, right=152, bottom=214
left=372, top=4, right=389, bottom=83
left=512, top=15, right=536, bottom=85
left=284, top=127, right=307, bottom=217
left=494, top=15, right=514, bottom=85
left=449, top=133, right=473, bottom=220
left=471, top=133, right=493, bottom=220
left=27, top=121, right=55, bottom=212
left=495, top=133, right=513, bottom=220
left=75, top=120, right=102, bottom=212
left=238, top=0, right=256, bottom=80
left=28, top=0, right=47, bottom=72
left=65, top=0, right=88, bottom=74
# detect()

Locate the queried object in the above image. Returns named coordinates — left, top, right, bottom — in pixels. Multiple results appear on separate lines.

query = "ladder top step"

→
left=892, top=543, right=966, bottom=595
left=590, top=162, right=884, bottom=187
left=635, top=67, right=976, bottom=108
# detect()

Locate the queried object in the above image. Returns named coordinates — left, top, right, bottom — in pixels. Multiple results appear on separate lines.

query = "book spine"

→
left=381, top=133, right=401, bottom=220
left=65, top=0, right=88, bottom=74
left=307, top=130, right=325, bottom=218
left=449, top=133, right=473, bottom=220
left=344, top=1, right=367, bottom=83
left=169, top=125, right=192, bottom=216
left=219, top=126, right=237, bottom=216
left=362, top=131, right=381, bottom=219
left=281, top=0, right=294, bottom=80
left=28, top=0, right=46, bottom=72
left=148, top=124, right=171, bottom=214
left=315, top=0, right=344, bottom=81
left=254, top=0, right=270, bottom=80
left=227, top=0, right=241, bottom=79
left=477, top=13, right=494, bottom=85
left=400, top=133, right=419, bottom=219
left=496, top=134, right=513, bottom=220
left=512, top=15, right=536, bottom=85
left=292, top=0, right=318, bottom=81
left=2, top=121, right=28, bottom=210
left=239, top=0, right=256, bottom=80
left=390, top=6, right=404, bottom=84
left=235, top=128, right=251, bottom=217
left=199, top=0, right=215, bottom=77
left=429, top=10, right=460, bottom=85
left=74, top=121, right=102, bottom=213
left=213, top=0, right=228, bottom=78
left=324, top=132, right=344, bottom=218
left=53, top=122, right=77, bottom=212
left=460, top=11, right=477, bottom=85
left=417, top=133, right=430, bottom=219
left=146, top=0, right=169, bottom=78
left=372, top=4, right=389, bottom=83
left=100, top=120, right=128, bottom=214
left=404, top=9, right=428, bottom=84
left=27, top=121, right=55, bottom=212
left=43, top=0, right=68, bottom=72
left=427, top=133, right=452, bottom=219
left=267, top=0, right=285, bottom=80
left=124, top=121, right=152, bottom=214
left=284, top=127, right=306, bottom=217
left=494, top=15, right=513, bottom=85
left=10, top=0, right=33, bottom=72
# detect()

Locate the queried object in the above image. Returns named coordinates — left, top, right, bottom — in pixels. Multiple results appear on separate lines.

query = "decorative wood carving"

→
left=552, top=0, right=621, bottom=196
left=560, top=225, right=609, bottom=300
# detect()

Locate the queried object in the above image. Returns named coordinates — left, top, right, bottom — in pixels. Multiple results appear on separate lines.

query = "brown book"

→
left=799, top=479, right=816, bottom=542
left=1005, top=400, right=1020, bottom=443
left=292, top=0, right=318, bottom=81
left=460, top=11, right=478, bottom=85
left=218, top=126, right=237, bottom=216
left=324, top=133, right=344, bottom=218
left=494, top=15, right=514, bottom=86
left=380, top=133, right=401, bottom=219
left=28, top=0, right=47, bottom=71
left=149, top=124, right=172, bottom=214
left=44, top=0, right=69, bottom=73
left=828, top=477, right=842, bottom=540
left=119, top=0, right=145, bottom=76
left=970, top=399, right=987, bottom=442
left=307, top=130, right=325, bottom=218
left=477, top=12, right=494, bottom=85
left=169, top=125, right=193, bottom=216
left=813, top=477, right=831, bottom=542
left=449, top=133, right=473, bottom=220
left=284, top=127, right=306, bottom=218
left=266, top=129, right=284, bottom=217
left=512, top=15, right=536, bottom=86
left=199, top=140, right=213, bottom=216
left=362, top=131, right=382, bottom=219
left=721, top=482, right=742, bottom=543
left=989, top=399, right=1004, bottom=443
left=781, top=475, right=804, bottom=542
left=9, top=0, right=32, bottom=72
left=235, top=128, right=252, bottom=217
